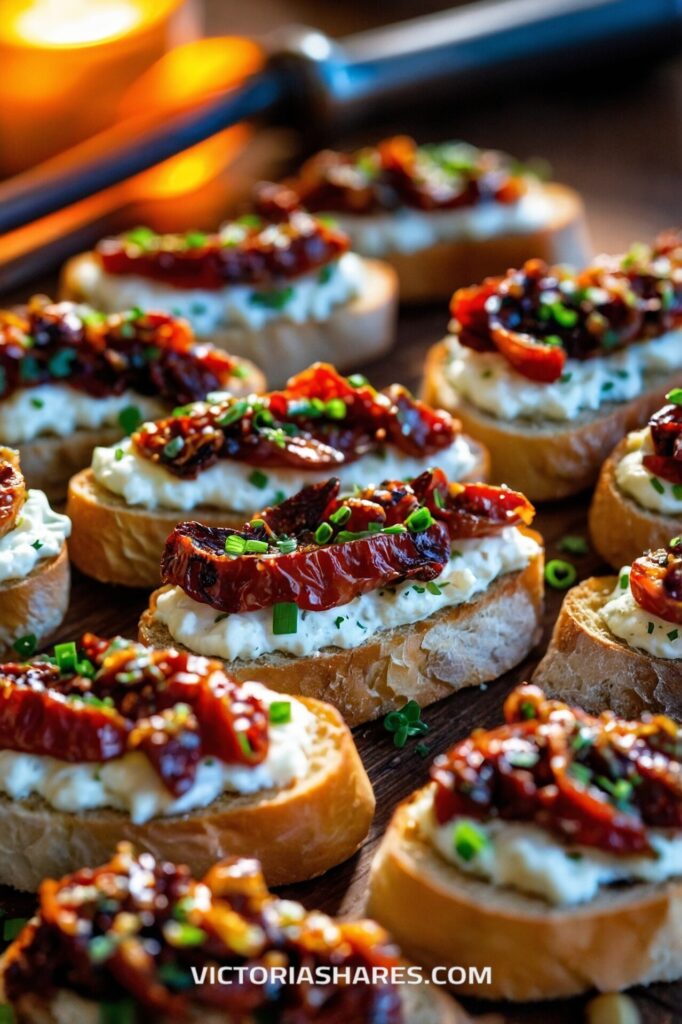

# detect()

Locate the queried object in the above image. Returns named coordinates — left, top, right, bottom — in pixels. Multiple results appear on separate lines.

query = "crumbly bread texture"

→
left=589, top=436, right=681, bottom=569
left=65, top=437, right=490, bottom=590
left=0, top=545, right=70, bottom=658
left=13, top=367, right=265, bottom=505
left=384, top=182, right=590, bottom=303
left=139, top=546, right=544, bottom=728
left=422, top=340, right=682, bottom=502
left=0, top=698, right=374, bottom=892
left=0, top=968, right=470, bottom=1024
left=368, top=790, right=682, bottom=1001
left=66, top=469, right=244, bottom=588
left=532, top=576, right=682, bottom=719
left=61, top=256, right=399, bottom=389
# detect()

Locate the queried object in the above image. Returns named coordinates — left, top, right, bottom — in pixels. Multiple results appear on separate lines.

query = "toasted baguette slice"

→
left=0, top=545, right=70, bottom=658
left=66, top=438, right=490, bottom=590
left=12, top=366, right=266, bottom=504
left=589, top=436, right=681, bottom=569
left=0, top=964, right=470, bottom=1024
left=368, top=790, right=682, bottom=1001
left=139, top=547, right=544, bottom=728
left=66, top=469, right=244, bottom=588
left=377, top=182, right=590, bottom=303
left=0, top=697, right=374, bottom=892
left=532, top=576, right=682, bottom=719
left=423, top=340, right=682, bottom=502
left=61, top=257, right=398, bottom=389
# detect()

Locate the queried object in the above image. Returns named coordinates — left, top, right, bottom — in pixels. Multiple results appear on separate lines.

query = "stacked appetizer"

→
left=67, top=363, right=487, bottom=587
left=424, top=231, right=682, bottom=500
left=0, top=845, right=468, bottom=1024
left=61, top=198, right=398, bottom=385
left=280, top=134, right=590, bottom=301
left=0, top=296, right=263, bottom=500
left=0, top=447, right=70, bottom=657
left=139, top=468, right=544, bottom=726
left=0, top=634, right=374, bottom=890
left=590, top=391, right=682, bottom=567
left=534, top=541, right=682, bottom=719
left=369, top=684, right=682, bottom=1000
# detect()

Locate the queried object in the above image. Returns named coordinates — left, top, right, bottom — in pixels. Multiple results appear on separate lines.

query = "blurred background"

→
left=0, top=0, right=680, bottom=290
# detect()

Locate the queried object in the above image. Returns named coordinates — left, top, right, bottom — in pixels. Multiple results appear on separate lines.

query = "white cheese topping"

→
left=71, top=253, right=363, bottom=334
left=0, top=682, right=313, bottom=825
left=443, top=329, right=682, bottom=423
left=413, top=788, right=682, bottom=907
left=152, top=527, right=539, bottom=661
left=333, top=188, right=551, bottom=258
left=615, top=427, right=682, bottom=515
left=91, top=433, right=479, bottom=513
left=0, top=383, right=165, bottom=445
left=601, top=566, right=682, bottom=659
left=0, top=489, right=70, bottom=584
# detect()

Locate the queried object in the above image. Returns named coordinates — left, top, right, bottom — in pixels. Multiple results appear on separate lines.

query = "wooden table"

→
left=1, top=3, right=682, bottom=1018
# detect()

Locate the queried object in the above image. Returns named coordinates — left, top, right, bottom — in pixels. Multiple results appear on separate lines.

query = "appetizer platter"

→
left=0, top=150, right=681, bottom=1024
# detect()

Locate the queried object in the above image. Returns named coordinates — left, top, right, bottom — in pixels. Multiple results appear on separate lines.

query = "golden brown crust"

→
left=0, top=545, right=70, bottom=658
left=589, top=436, right=682, bottom=569
left=0, top=698, right=374, bottom=892
left=368, top=791, right=682, bottom=1001
left=61, top=256, right=398, bottom=389
left=139, top=544, right=544, bottom=728
left=423, top=340, right=682, bottom=502
left=66, top=469, right=242, bottom=588
left=383, top=182, right=590, bottom=303
left=532, top=575, right=682, bottom=719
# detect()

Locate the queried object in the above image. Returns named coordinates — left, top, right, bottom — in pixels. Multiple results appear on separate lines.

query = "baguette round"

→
left=0, top=968, right=470, bottom=1024
left=61, top=256, right=399, bottom=389
left=0, top=545, right=70, bottom=658
left=375, top=182, right=590, bottom=303
left=423, top=339, right=682, bottom=501
left=589, top=436, right=681, bottom=569
left=139, top=545, right=544, bottom=728
left=532, top=576, right=682, bottom=719
left=368, top=790, right=682, bottom=1001
left=0, top=697, right=374, bottom=892
left=66, top=469, right=244, bottom=588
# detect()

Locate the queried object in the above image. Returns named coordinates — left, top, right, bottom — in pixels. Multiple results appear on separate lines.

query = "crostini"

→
left=67, top=362, right=489, bottom=588
left=139, top=468, right=544, bottom=727
left=0, top=844, right=470, bottom=1024
left=423, top=231, right=682, bottom=501
left=0, top=296, right=263, bottom=500
left=60, top=199, right=398, bottom=386
left=0, top=634, right=374, bottom=890
left=368, top=683, right=682, bottom=1001
left=0, top=447, right=70, bottom=657
left=533, top=540, right=682, bottom=718
left=279, top=134, right=590, bottom=302
left=590, top=391, right=682, bottom=568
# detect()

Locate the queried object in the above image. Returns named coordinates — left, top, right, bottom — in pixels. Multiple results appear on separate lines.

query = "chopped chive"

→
left=163, top=920, right=208, bottom=947
left=248, top=469, right=268, bottom=489
left=325, top=398, right=347, bottom=420
left=329, top=505, right=351, bottom=526
left=405, top=506, right=435, bottom=533
left=47, top=348, right=77, bottom=378
left=382, top=524, right=407, bottom=535
left=558, top=535, right=589, bottom=556
left=217, top=400, right=248, bottom=427
left=666, top=388, right=682, bottom=406
left=334, top=615, right=345, bottom=628
left=544, top=559, right=578, bottom=590
left=276, top=537, right=297, bottom=554
left=650, top=476, right=665, bottom=495
left=569, top=762, right=593, bottom=786
left=348, top=373, right=368, bottom=388
left=648, top=621, right=655, bottom=634
left=314, top=522, right=333, bottom=544
left=30, top=539, right=43, bottom=551
left=272, top=602, right=298, bottom=635
left=673, top=485, right=682, bottom=501
left=244, top=539, right=269, bottom=554
left=162, top=436, right=185, bottom=459
left=184, top=230, right=207, bottom=249
left=269, top=701, right=292, bottom=724
left=117, top=405, right=142, bottom=436
left=54, top=641, right=78, bottom=673
left=12, top=634, right=36, bottom=658
left=619, top=572, right=629, bottom=589
left=30, top=396, right=44, bottom=409
left=250, top=518, right=265, bottom=530
left=453, top=821, right=488, bottom=862
left=668, top=629, right=679, bottom=642
left=318, top=264, right=333, bottom=284
left=224, top=535, right=246, bottom=556
left=115, top=447, right=125, bottom=462
left=426, top=581, right=442, bottom=595
left=433, top=489, right=446, bottom=510
left=249, top=287, right=294, bottom=310
left=236, top=732, right=253, bottom=757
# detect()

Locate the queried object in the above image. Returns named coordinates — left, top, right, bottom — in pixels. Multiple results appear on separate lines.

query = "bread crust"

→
left=532, top=575, right=682, bottom=719
left=368, top=790, right=682, bottom=1001
left=0, top=697, right=374, bottom=892
left=381, top=182, right=590, bottom=303
left=139, top=545, right=544, bottom=728
left=66, top=469, right=244, bottom=588
left=0, top=545, right=70, bottom=658
left=589, top=436, right=681, bottom=569
left=423, top=340, right=682, bottom=502
left=61, top=256, right=398, bottom=389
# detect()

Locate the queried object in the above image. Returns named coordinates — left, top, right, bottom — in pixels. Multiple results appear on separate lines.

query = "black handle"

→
left=272, top=0, right=682, bottom=131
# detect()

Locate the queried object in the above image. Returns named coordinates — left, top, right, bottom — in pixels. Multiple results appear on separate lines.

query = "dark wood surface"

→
left=1, top=1, right=681, bottom=1019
